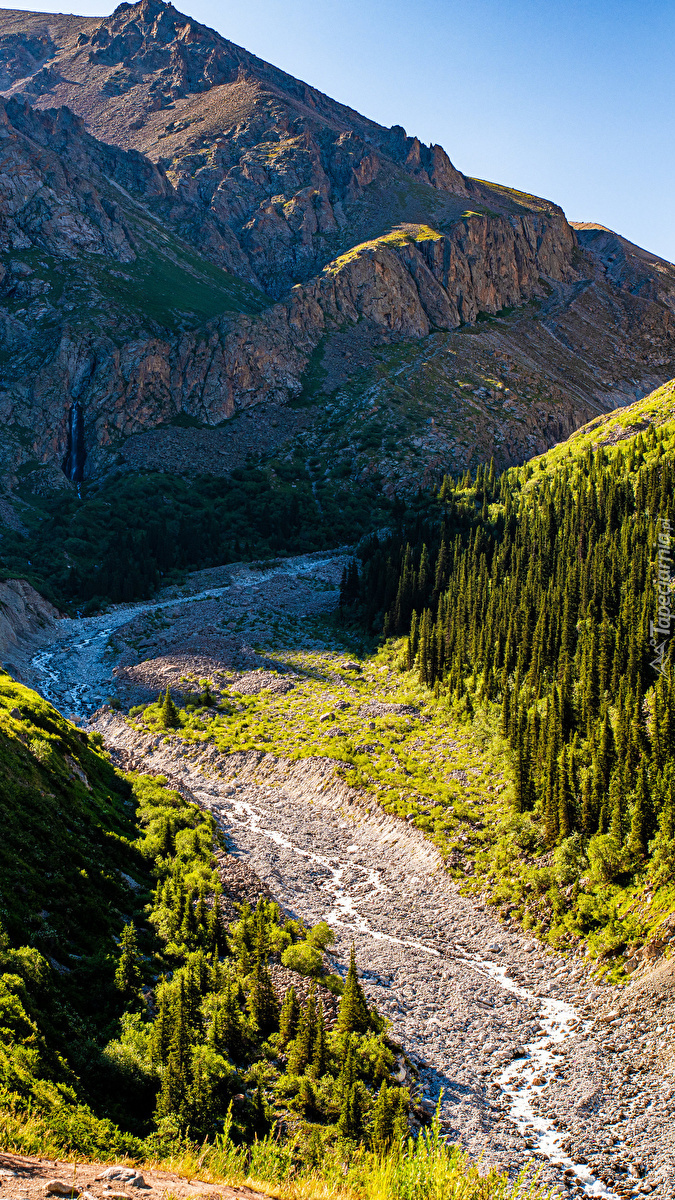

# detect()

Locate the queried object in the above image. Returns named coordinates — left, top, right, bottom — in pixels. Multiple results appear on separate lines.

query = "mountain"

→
left=0, top=0, right=673, bottom=516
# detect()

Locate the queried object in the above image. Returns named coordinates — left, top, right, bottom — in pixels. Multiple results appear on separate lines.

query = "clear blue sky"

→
left=5, top=0, right=675, bottom=262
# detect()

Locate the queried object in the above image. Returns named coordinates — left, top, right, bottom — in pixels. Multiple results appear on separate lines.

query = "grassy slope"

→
left=0, top=674, right=151, bottom=1154
left=527, top=378, right=675, bottom=473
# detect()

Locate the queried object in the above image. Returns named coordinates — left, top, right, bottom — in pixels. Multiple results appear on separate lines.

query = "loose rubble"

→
left=90, top=712, right=675, bottom=1198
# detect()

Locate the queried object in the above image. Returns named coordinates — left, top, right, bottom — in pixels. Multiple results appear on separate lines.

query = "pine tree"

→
left=371, top=1082, right=395, bottom=1153
left=288, top=984, right=317, bottom=1074
left=279, top=985, right=299, bottom=1046
left=179, top=887, right=198, bottom=948
left=150, top=982, right=171, bottom=1065
left=607, top=764, right=622, bottom=844
left=557, top=746, right=572, bottom=842
left=156, top=975, right=191, bottom=1120
left=337, top=1083, right=361, bottom=1142
left=160, top=688, right=180, bottom=729
left=159, top=816, right=174, bottom=858
left=206, top=884, right=225, bottom=954
left=115, top=922, right=142, bottom=1000
left=627, top=759, right=649, bottom=859
left=248, top=953, right=278, bottom=1037
left=336, top=945, right=370, bottom=1035
left=310, top=1001, right=327, bottom=1078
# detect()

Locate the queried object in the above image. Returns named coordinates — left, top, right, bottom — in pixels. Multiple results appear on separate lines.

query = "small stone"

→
left=44, top=1182, right=80, bottom=1197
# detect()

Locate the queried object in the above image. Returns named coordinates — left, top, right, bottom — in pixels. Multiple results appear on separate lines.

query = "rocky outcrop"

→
left=0, top=578, right=60, bottom=667
left=0, top=209, right=579, bottom=472
left=572, top=223, right=675, bottom=312
left=0, top=0, right=478, bottom=296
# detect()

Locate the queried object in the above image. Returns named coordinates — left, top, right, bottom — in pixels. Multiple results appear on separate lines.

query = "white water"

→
left=25, top=552, right=619, bottom=1192
left=28, top=552, right=343, bottom=720
left=480, top=962, right=615, bottom=1196
left=197, top=781, right=615, bottom=1196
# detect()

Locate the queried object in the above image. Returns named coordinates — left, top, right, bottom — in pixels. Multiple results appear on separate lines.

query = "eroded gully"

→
left=93, top=708, right=615, bottom=1198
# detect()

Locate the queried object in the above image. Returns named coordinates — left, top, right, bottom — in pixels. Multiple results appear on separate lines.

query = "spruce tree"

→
left=248, top=953, right=278, bottom=1037
left=115, top=922, right=142, bottom=1000
left=371, top=1082, right=395, bottom=1153
left=311, top=1001, right=327, bottom=1078
left=160, top=688, right=180, bottom=729
left=279, top=985, right=299, bottom=1045
left=288, top=984, right=317, bottom=1074
left=627, top=759, right=649, bottom=859
left=336, top=945, right=370, bottom=1035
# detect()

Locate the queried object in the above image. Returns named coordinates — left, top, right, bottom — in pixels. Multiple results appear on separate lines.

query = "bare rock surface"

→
left=0, top=3, right=673, bottom=492
left=0, top=578, right=60, bottom=676
left=21, top=551, right=345, bottom=716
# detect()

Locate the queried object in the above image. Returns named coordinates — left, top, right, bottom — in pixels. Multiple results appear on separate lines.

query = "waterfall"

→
left=63, top=403, right=86, bottom=483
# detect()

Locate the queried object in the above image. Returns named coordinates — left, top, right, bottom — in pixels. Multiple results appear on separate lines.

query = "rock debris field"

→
left=93, top=714, right=675, bottom=1200
left=18, top=552, right=675, bottom=1200
left=22, top=552, right=348, bottom=718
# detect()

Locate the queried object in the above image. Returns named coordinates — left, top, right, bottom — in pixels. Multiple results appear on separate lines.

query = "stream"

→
left=21, top=553, right=624, bottom=1195
left=27, top=553, right=339, bottom=720
left=199, top=781, right=614, bottom=1196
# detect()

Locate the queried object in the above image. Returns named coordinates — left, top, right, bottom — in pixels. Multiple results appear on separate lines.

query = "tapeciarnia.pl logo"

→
left=650, top=515, right=674, bottom=676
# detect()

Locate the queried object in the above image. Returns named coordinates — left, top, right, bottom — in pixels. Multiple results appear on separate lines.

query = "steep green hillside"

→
left=0, top=677, right=415, bottom=1177
left=344, top=380, right=675, bottom=975
left=0, top=675, right=148, bottom=1153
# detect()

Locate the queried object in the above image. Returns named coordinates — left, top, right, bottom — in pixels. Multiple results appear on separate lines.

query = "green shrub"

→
left=587, top=834, right=628, bottom=884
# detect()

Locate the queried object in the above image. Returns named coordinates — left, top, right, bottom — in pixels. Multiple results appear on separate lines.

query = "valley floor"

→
left=14, top=553, right=675, bottom=1200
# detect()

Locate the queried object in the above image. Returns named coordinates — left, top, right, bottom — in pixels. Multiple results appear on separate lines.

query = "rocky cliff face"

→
left=0, top=0, right=673, bottom=493
left=0, top=577, right=59, bottom=671
left=0, top=0, right=475, bottom=297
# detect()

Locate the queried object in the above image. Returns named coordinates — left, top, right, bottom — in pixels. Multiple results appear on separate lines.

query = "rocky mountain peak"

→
left=0, top=0, right=672, bottom=501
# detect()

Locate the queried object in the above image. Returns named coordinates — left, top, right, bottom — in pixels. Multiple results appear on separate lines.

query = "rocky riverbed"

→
left=90, top=715, right=675, bottom=1200
left=21, top=551, right=349, bottom=719
left=15, top=552, right=675, bottom=1200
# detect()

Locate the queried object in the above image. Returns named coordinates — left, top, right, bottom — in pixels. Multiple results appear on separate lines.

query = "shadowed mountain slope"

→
left=0, top=0, right=673, bottom=496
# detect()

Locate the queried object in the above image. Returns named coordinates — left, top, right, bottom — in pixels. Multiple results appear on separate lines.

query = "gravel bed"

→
left=91, top=713, right=675, bottom=1198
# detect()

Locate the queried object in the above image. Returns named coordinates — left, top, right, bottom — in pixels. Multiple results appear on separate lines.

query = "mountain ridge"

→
left=0, top=0, right=673, bottom=499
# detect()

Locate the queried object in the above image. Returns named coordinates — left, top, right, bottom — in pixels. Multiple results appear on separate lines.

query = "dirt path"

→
left=0, top=1153, right=270, bottom=1200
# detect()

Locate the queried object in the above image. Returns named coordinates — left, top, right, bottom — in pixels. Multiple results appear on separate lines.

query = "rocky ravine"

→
left=90, top=715, right=675, bottom=1199
left=15, top=551, right=675, bottom=1198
